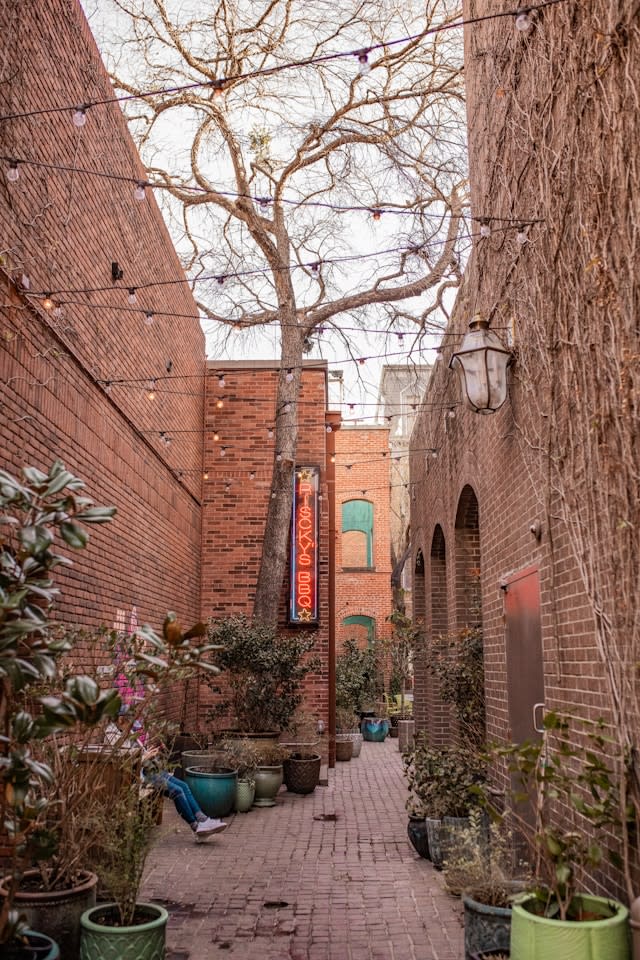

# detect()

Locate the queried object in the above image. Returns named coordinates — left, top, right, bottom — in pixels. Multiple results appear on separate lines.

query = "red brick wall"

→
left=0, top=0, right=205, bottom=729
left=200, top=361, right=330, bottom=736
left=335, top=426, right=393, bottom=668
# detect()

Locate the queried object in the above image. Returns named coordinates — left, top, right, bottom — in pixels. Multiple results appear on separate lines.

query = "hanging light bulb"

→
left=6, top=160, right=19, bottom=183
left=271, top=491, right=277, bottom=499
left=516, top=225, right=528, bottom=246
left=249, top=471, right=255, bottom=480
left=213, top=431, right=220, bottom=441
left=146, top=380, right=157, bottom=401
left=128, top=288, right=137, bottom=305
left=397, top=332, right=404, bottom=343
left=310, top=261, right=320, bottom=275
left=276, top=452, right=282, bottom=462
left=257, top=196, right=271, bottom=212
left=225, top=482, right=231, bottom=492
left=515, top=9, right=532, bottom=32
left=104, top=381, right=112, bottom=395
left=218, top=374, right=225, bottom=388
left=216, top=398, right=224, bottom=409
left=42, top=294, right=54, bottom=311
left=267, top=427, right=274, bottom=439
left=326, top=425, right=333, bottom=433
left=134, top=181, right=147, bottom=201
left=212, top=78, right=226, bottom=98
left=358, top=357, right=366, bottom=365
left=203, top=471, right=209, bottom=480
left=220, top=446, right=227, bottom=457
left=371, top=208, right=382, bottom=221
left=216, top=275, right=226, bottom=285
left=285, top=369, right=294, bottom=382
left=479, top=219, right=491, bottom=239
left=72, top=106, right=88, bottom=127
left=330, top=453, right=336, bottom=463
left=144, top=311, right=155, bottom=326
left=283, top=402, right=291, bottom=413
left=357, top=51, right=371, bottom=75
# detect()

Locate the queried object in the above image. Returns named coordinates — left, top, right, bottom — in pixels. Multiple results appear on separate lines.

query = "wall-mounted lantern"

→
left=449, top=315, right=512, bottom=414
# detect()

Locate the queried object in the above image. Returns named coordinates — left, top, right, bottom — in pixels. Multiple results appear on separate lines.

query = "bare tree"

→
left=92, top=0, right=465, bottom=625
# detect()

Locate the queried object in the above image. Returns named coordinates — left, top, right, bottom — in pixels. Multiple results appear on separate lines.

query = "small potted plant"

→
left=217, top=737, right=261, bottom=811
left=252, top=742, right=291, bottom=807
left=281, top=713, right=322, bottom=794
left=492, top=711, right=630, bottom=960
left=335, top=707, right=358, bottom=761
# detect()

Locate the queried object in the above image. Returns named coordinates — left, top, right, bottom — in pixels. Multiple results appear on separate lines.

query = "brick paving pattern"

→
left=142, top=738, right=463, bottom=959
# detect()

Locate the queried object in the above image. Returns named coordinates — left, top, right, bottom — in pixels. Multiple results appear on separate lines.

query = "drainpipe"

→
left=326, top=410, right=341, bottom=767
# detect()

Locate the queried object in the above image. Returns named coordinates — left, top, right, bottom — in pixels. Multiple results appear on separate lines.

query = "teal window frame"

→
left=341, top=499, right=373, bottom=568
left=342, top=614, right=375, bottom=646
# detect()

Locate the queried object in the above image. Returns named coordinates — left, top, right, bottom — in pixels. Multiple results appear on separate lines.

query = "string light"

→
left=268, top=428, right=274, bottom=439
left=330, top=454, right=336, bottom=463
left=516, top=225, right=528, bottom=245
left=203, top=471, right=209, bottom=479
left=104, top=381, right=112, bottom=395
left=249, top=471, right=255, bottom=480
left=220, top=446, right=227, bottom=457
left=144, top=311, right=155, bottom=326
left=6, top=160, right=19, bottom=182
left=225, top=482, right=231, bottom=492
left=515, top=9, right=533, bottom=31
left=285, top=369, right=294, bottom=382
left=128, top=288, right=137, bottom=305
left=371, top=209, right=382, bottom=221
left=216, top=398, right=224, bottom=409
left=216, top=275, right=226, bottom=285
left=213, top=431, right=220, bottom=441
left=283, top=402, right=291, bottom=413
left=311, top=262, right=321, bottom=275
left=276, top=452, right=282, bottom=462
left=134, top=181, right=147, bottom=201
left=326, top=425, right=333, bottom=433
left=212, top=78, right=226, bottom=98
left=218, top=374, right=225, bottom=387
left=146, top=379, right=157, bottom=401
left=42, top=294, right=53, bottom=311
left=357, top=51, right=371, bottom=75
left=480, top=218, right=491, bottom=239
left=72, top=106, right=87, bottom=127
left=257, top=197, right=271, bottom=212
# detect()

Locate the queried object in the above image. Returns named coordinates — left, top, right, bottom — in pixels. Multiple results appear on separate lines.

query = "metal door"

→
left=503, top=565, right=545, bottom=744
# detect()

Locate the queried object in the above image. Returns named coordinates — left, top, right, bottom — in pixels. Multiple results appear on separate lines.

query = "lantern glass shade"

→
left=449, top=317, right=511, bottom=414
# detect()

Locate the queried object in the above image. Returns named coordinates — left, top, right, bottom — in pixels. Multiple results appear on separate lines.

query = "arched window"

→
left=342, top=614, right=375, bottom=647
left=341, top=499, right=374, bottom=568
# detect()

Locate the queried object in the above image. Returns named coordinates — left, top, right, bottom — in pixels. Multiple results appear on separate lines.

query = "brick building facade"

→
left=0, top=0, right=205, bottom=727
left=410, top=0, right=640, bottom=900
left=335, top=425, right=393, bottom=659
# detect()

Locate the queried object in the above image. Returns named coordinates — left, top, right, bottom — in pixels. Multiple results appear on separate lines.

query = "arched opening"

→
left=341, top=499, right=374, bottom=568
left=412, top=550, right=427, bottom=732
left=341, top=614, right=375, bottom=649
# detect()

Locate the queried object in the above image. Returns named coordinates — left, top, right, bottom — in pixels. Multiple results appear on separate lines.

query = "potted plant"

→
left=335, top=707, right=358, bottom=761
left=0, top=462, right=118, bottom=959
left=406, top=797, right=430, bottom=860
left=403, top=736, right=486, bottom=869
left=441, top=808, right=527, bottom=959
left=280, top=713, right=322, bottom=794
left=207, top=616, right=318, bottom=735
left=252, top=742, right=291, bottom=807
left=491, top=711, right=630, bottom=960
left=217, top=738, right=260, bottom=811
left=385, top=610, right=421, bottom=742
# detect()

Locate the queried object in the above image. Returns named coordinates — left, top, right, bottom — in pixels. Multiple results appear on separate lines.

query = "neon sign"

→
left=289, top=466, right=319, bottom=624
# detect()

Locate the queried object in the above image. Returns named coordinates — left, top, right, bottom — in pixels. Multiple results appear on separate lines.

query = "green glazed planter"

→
left=185, top=765, right=238, bottom=817
left=80, top=902, right=168, bottom=960
left=5, top=929, right=60, bottom=959
left=236, top=778, right=256, bottom=812
left=510, top=893, right=630, bottom=960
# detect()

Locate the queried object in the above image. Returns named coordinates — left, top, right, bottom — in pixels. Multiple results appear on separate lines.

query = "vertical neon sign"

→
left=290, top=466, right=319, bottom=624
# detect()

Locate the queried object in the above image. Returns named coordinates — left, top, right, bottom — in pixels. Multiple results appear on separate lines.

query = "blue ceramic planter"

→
left=185, top=766, right=237, bottom=817
left=361, top=718, right=390, bottom=741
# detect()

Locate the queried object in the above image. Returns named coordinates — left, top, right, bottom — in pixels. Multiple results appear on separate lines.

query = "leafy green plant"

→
left=386, top=610, right=422, bottom=716
left=403, top=735, right=485, bottom=820
left=0, top=462, right=117, bottom=946
left=487, top=711, right=624, bottom=921
left=335, top=637, right=383, bottom=713
left=428, top=624, right=486, bottom=749
left=207, top=616, right=318, bottom=733
left=442, top=807, right=526, bottom=904
left=335, top=706, right=359, bottom=733
left=217, top=737, right=261, bottom=779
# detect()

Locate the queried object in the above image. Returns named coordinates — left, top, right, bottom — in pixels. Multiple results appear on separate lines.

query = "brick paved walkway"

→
left=142, top=738, right=463, bottom=960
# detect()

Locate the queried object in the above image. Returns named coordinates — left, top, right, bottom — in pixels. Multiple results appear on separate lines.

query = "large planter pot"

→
left=349, top=732, right=363, bottom=758
left=470, top=952, right=510, bottom=959
left=283, top=753, right=321, bottom=794
left=335, top=735, right=353, bottom=761
left=80, top=902, right=168, bottom=960
left=0, top=870, right=97, bottom=960
left=463, top=893, right=513, bottom=960
left=389, top=715, right=400, bottom=738
left=170, top=733, right=207, bottom=778
left=441, top=814, right=472, bottom=866
left=407, top=816, right=430, bottom=859
left=253, top=764, right=284, bottom=807
left=398, top=719, right=415, bottom=752
left=425, top=817, right=443, bottom=869
left=5, top=930, right=60, bottom=959
left=181, top=748, right=225, bottom=774
left=510, top=892, right=630, bottom=960
left=235, top=778, right=256, bottom=812
left=185, top=765, right=237, bottom=817
left=361, top=718, right=390, bottom=742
